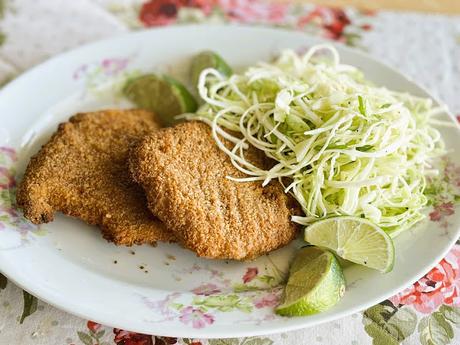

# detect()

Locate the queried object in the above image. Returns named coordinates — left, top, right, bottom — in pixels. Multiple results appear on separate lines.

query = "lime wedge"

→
left=190, top=51, right=233, bottom=89
left=276, top=246, right=345, bottom=316
left=123, top=74, right=197, bottom=126
left=304, top=216, right=395, bottom=273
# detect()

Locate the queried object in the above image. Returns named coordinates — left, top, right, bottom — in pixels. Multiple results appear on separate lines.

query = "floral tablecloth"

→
left=0, top=1, right=460, bottom=344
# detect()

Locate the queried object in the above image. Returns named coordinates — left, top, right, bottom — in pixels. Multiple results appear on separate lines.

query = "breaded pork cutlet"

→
left=129, top=121, right=299, bottom=260
left=17, top=109, right=174, bottom=245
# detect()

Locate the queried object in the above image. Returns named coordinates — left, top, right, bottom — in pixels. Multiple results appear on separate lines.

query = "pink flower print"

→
left=188, top=0, right=217, bottom=15
left=390, top=245, right=460, bottom=313
left=192, top=283, right=221, bottom=296
left=0, top=147, right=16, bottom=161
left=429, top=202, right=455, bottom=222
left=179, top=307, right=214, bottom=329
left=113, top=328, right=153, bottom=345
left=297, top=6, right=352, bottom=42
left=429, top=209, right=442, bottom=221
left=100, top=58, right=129, bottom=76
left=0, top=167, right=15, bottom=189
left=86, top=320, right=102, bottom=332
left=139, top=0, right=216, bottom=27
left=142, top=292, right=181, bottom=322
left=217, top=0, right=288, bottom=24
left=139, top=0, right=183, bottom=27
left=242, top=267, right=258, bottom=283
left=443, top=159, right=460, bottom=188
left=253, top=293, right=279, bottom=309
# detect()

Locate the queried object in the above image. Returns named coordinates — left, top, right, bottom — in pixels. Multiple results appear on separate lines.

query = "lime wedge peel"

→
left=123, top=74, right=197, bottom=126
left=190, top=51, right=233, bottom=89
left=304, top=216, right=395, bottom=273
left=275, top=246, right=346, bottom=317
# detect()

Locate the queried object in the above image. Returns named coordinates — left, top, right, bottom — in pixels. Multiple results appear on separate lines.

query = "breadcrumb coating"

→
left=17, top=109, right=174, bottom=245
left=129, top=121, right=299, bottom=260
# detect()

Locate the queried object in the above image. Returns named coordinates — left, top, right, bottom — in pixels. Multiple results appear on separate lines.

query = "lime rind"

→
left=163, top=75, right=198, bottom=114
left=304, top=216, right=395, bottom=273
left=190, top=51, right=233, bottom=89
left=211, top=52, right=233, bottom=77
left=123, top=74, right=197, bottom=126
left=276, top=247, right=346, bottom=316
left=123, top=73, right=160, bottom=111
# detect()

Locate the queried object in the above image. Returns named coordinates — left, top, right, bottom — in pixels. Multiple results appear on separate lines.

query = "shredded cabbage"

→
left=181, top=45, right=448, bottom=237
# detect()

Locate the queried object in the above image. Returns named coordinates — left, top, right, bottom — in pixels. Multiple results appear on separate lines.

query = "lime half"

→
left=190, top=51, right=233, bottom=89
left=123, top=74, right=197, bottom=126
left=304, top=216, right=395, bottom=273
left=276, top=247, right=345, bottom=316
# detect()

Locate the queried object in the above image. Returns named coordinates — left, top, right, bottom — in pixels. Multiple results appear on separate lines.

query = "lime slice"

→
left=304, top=216, right=395, bottom=273
left=123, top=74, right=197, bottom=126
left=190, top=51, right=233, bottom=89
left=276, top=246, right=345, bottom=316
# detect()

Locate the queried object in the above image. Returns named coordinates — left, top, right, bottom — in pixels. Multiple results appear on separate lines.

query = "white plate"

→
left=0, top=25, right=459, bottom=339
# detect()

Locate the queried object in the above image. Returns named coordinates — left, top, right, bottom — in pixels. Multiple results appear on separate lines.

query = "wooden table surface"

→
left=282, top=0, right=460, bottom=14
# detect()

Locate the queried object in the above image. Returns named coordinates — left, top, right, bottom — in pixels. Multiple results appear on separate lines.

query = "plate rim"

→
left=0, top=24, right=459, bottom=338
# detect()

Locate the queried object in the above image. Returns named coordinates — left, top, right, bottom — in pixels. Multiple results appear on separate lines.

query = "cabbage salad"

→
left=182, top=45, right=447, bottom=237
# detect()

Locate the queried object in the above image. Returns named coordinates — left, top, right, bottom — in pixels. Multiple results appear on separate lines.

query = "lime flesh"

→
left=304, top=216, right=395, bottom=273
left=190, top=51, right=233, bottom=89
left=123, top=74, right=197, bottom=126
left=276, top=247, right=345, bottom=316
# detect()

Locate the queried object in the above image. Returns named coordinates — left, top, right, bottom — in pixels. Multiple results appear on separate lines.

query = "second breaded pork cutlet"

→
left=129, top=121, right=299, bottom=260
left=17, top=109, right=175, bottom=245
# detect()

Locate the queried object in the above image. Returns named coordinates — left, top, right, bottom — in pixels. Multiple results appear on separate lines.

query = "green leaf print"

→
left=170, top=302, right=184, bottom=310
left=232, top=284, right=269, bottom=293
left=0, top=273, right=7, bottom=290
left=363, top=301, right=417, bottom=345
left=386, top=307, right=418, bottom=340
left=256, top=275, right=276, bottom=285
left=77, top=331, right=94, bottom=345
left=192, top=294, right=253, bottom=313
left=208, top=339, right=239, bottom=345
left=19, top=290, right=38, bottom=323
left=0, top=189, right=12, bottom=205
left=243, top=337, right=274, bottom=345
left=95, top=329, right=106, bottom=338
left=440, top=305, right=460, bottom=325
left=419, top=312, right=454, bottom=345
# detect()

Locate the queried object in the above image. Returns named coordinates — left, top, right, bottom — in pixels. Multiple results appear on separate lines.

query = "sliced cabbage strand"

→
left=183, top=45, right=446, bottom=237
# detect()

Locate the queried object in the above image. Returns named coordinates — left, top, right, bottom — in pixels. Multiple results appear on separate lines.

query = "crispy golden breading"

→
left=129, top=121, right=299, bottom=260
left=17, top=109, right=175, bottom=245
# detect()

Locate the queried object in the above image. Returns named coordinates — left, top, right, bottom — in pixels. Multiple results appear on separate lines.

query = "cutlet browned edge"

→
left=16, top=109, right=175, bottom=246
left=129, top=121, right=300, bottom=260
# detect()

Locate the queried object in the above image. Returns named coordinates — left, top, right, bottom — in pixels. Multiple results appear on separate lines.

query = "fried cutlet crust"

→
left=129, top=121, right=299, bottom=260
left=17, top=109, right=175, bottom=245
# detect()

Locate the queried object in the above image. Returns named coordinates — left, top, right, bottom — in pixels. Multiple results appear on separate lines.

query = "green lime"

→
left=190, top=51, right=233, bottom=89
left=304, top=216, right=395, bottom=273
left=275, top=247, right=345, bottom=316
left=123, top=74, right=197, bottom=126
